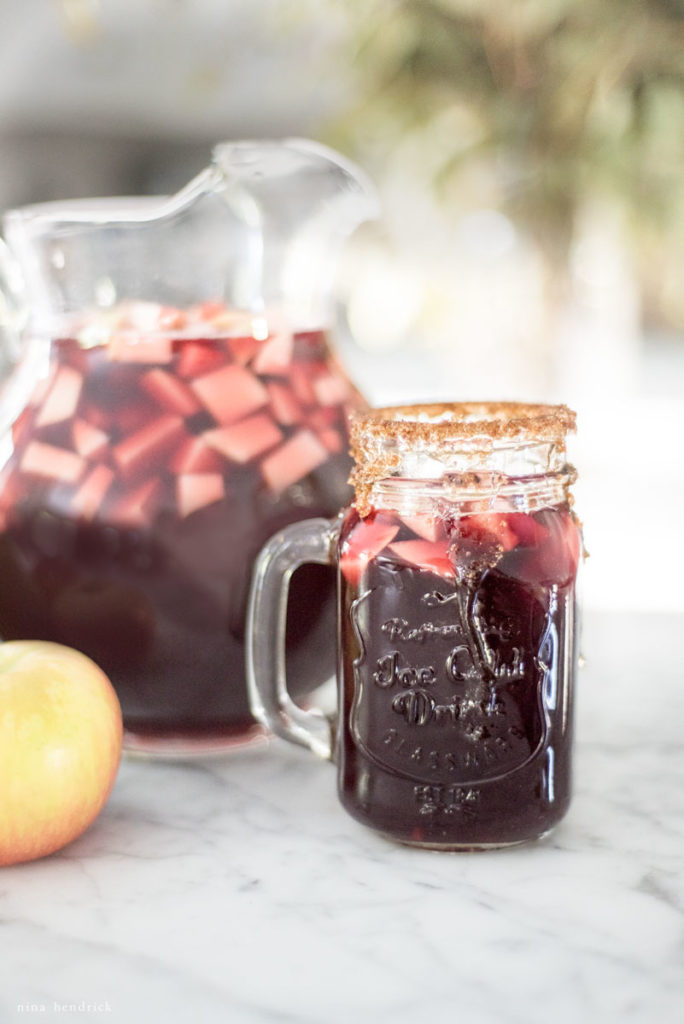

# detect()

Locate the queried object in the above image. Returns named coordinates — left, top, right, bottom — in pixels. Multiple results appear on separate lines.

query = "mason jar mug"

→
left=247, top=402, right=582, bottom=849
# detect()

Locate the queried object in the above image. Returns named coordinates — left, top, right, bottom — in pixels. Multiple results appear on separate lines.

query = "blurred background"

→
left=0, top=0, right=682, bottom=613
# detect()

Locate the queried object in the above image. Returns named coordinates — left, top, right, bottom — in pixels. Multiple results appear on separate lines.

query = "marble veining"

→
left=0, top=610, right=683, bottom=1024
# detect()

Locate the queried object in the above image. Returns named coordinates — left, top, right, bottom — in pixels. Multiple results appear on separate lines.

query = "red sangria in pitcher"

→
left=0, top=140, right=377, bottom=754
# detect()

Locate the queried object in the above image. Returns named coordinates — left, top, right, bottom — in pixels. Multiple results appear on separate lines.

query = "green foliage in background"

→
left=324, top=0, right=684, bottom=326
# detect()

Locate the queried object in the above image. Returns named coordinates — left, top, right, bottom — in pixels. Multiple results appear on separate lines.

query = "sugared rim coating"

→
left=348, top=402, right=577, bottom=516
left=349, top=402, right=576, bottom=446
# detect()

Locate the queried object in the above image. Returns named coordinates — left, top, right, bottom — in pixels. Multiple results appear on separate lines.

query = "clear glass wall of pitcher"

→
left=0, top=139, right=377, bottom=756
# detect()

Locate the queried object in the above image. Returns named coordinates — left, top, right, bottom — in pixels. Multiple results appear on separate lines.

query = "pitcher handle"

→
left=0, top=238, right=38, bottom=440
left=0, top=237, right=27, bottom=344
left=246, top=517, right=338, bottom=760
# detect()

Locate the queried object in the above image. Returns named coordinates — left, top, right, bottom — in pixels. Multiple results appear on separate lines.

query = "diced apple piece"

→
left=260, top=429, right=328, bottom=493
left=191, top=364, right=268, bottom=425
left=81, top=402, right=113, bottom=432
left=177, top=473, right=224, bottom=518
left=204, top=414, right=282, bottom=464
left=113, top=415, right=184, bottom=478
left=72, top=418, right=110, bottom=460
left=459, top=513, right=518, bottom=552
left=289, top=365, right=318, bottom=407
left=191, top=301, right=226, bottom=322
left=401, top=512, right=445, bottom=543
left=312, top=372, right=350, bottom=407
left=388, top=539, right=455, bottom=579
left=169, top=435, right=224, bottom=475
left=506, top=511, right=549, bottom=548
left=70, top=465, right=114, bottom=520
left=157, top=306, right=187, bottom=330
left=35, top=366, right=83, bottom=427
left=176, top=341, right=227, bottom=379
left=227, top=336, right=260, bottom=365
left=141, top=368, right=202, bottom=417
left=110, top=478, right=162, bottom=527
left=267, top=382, right=303, bottom=426
left=252, top=333, right=294, bottom=375
left=20, top=441, right=85, bottom=484
left=308, top=407, right=340, bottom=430
left=0, top=462, right=24, bottom=530
left=317, top=427, right=344, bottom=454
left=108, top=333, right=173, bottom=364
left=339, top=514, right=400, bottom=587
left=521, top=508, right=581, bottom=586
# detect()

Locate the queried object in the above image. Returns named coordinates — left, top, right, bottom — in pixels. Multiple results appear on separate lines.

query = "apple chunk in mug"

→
left=247, top=402, right=582, bottom=850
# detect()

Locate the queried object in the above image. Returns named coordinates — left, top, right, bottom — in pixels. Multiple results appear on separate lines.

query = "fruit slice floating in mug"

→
left=339, top=505, right=581, bottom=587
left=339, top=512, right=400, bottom=587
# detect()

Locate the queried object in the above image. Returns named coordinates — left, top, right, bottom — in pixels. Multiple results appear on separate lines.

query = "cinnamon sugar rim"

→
left=349, top=402, right=576, bottom=446
left=348, top=402, right=577, bottom=517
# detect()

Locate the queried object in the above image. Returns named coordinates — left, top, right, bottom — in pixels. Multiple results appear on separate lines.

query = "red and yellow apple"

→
left=0, top=640, right=123, bottom=867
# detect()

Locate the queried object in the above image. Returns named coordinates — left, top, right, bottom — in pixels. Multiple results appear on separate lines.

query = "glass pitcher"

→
left=0, top=138, right=378, bottom=756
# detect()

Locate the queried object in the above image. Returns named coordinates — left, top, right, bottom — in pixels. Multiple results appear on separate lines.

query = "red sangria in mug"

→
left=247, top=402, right=582, bottom=849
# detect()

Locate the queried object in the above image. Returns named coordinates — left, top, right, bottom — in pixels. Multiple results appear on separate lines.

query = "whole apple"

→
left=0, top=640, right=123, bottom=867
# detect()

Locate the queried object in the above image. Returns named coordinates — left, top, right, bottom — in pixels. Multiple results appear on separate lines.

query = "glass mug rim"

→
left=348, top=401, right=576, bottom=518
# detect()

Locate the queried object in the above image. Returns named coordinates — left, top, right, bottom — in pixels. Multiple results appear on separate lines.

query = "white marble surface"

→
left=1, top=610, right=683, bottom=1024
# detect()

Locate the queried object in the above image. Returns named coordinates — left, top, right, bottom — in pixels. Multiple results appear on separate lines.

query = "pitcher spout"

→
left=0, top=137, right=378, bottom=339
left=210, top=138, right=379, bottom=327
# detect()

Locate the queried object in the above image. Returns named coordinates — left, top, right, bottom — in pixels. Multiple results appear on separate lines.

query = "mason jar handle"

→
left=246, top=517, right=338, bottom=760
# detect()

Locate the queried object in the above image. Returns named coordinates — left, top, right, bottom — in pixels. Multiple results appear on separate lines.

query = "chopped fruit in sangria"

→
left=203, top=414, right=282, bottom=464
left=388, top=538, right=455, bottom=579
left=177, top=473, right=224, bottom=518
left=317, top=428, right=344, bottom=454
left=399, top=512, right=445, bottom=543
left=176, top=340, right=227, bottom=380
left=72, top=418, right=110, bottom=460
left=21, top=441, right=85, bottom=483
left=108, top=333, right=173, bottom=364
left=110, top=477, right=163, bottom=528
left=190, top=364, right=268, bottom=424
left=36, top=366, right=83, bottom=427
left=337, top=499, right=581, bottom=846
left=260, top=429, right=328, bottom=493
left=455, top=512, right=518, bottom=552
left=342, top=505, right=580, bottom=591
left=140, top=369, right=202, bottom=417
left=339, top=511, right=399, bottom=587
left=227, top=335, right=261, bottom=366
left=266, top=382, right=303, bottom=426
left=0, top=301, right=363, bottom=736
left=168, top=435, right=224, bottom=475
left=505, top=511, right=549, bottom=547
left=252, top=332, right=294, bottom=375
left=113, top=415, right=185, bottom=480
left=71, top=465, right=114, bottom=520
left=507, top=507, right=581, bottom=587
left=312, top=372, right=351, bottom=407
